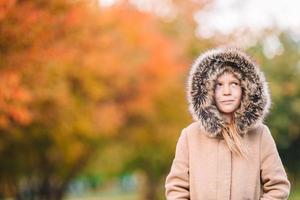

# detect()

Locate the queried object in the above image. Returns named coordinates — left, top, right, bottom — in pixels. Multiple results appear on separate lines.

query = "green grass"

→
left=65, top=193, right=138, bottom=200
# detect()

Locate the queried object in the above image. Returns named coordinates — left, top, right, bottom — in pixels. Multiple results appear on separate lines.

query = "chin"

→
left=220, top=110, right=234, bottom=114
left=219, top=107, right=236, bottom=114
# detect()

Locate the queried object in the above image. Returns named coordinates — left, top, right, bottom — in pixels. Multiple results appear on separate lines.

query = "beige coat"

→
left=165, top=47, right=291, bottom=200
left=165, top=122, right=291, bottom=200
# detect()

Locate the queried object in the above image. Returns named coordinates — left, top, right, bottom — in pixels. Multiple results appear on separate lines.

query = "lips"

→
left=221, top=100, right=235, bottom=104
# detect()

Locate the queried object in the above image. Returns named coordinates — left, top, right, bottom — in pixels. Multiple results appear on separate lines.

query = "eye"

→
left=232, top=82, right=239, bottom=86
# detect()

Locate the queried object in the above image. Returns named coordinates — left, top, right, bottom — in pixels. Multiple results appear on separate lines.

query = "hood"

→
left=186, top=47, right=271, bottom=138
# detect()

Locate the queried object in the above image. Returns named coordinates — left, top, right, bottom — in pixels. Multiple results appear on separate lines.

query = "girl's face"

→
left=214, top=72, right=242, bottom=114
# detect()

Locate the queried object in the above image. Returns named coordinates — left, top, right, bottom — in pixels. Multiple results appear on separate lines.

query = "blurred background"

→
left=0, top=0, right=299, bottom=199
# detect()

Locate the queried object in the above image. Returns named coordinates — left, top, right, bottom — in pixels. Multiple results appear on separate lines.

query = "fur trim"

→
left=186, top=47, right=271, bottom=137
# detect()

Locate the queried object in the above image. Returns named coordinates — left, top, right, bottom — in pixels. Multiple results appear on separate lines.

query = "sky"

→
left=99, top=0, right=300, bottom=36
left=194, top=0, right=300, bottom=38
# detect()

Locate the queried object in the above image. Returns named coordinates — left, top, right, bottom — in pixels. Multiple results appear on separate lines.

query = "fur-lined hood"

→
left=186, top=47, right=271, bottom=138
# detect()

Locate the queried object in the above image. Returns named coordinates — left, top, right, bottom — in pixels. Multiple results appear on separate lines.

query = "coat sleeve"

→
left=260, top=125, right=291, bottom=200
left=165, top=128, right=190, bottom=200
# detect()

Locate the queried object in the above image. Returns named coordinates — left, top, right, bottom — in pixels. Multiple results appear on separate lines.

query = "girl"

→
left=165, top=47, right=291, bottom=199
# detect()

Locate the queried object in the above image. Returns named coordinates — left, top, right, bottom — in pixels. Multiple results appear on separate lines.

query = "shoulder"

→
left=260, top=124, right=276, bottom=145
left=244, top=123, right=273, bottom=146
left=248, top=123, right=271, bottom=138
left=181, top=121, right=210, bottom=142
left=184, top=121, right=202, bottom=132
left=182, top=121, right=204, bottom=137
left=254, top=123, right=274, bottom=141
left=251, top=123, right=277, bottom=152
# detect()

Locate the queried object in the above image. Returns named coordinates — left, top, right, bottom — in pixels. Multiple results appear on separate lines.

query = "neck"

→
left=221, top=113, right=233, bottom=124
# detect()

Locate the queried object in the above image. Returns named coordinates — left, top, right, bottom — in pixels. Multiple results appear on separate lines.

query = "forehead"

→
left=217, top=72, right=240, bottom=81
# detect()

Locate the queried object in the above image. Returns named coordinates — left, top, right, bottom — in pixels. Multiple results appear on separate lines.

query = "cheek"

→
left=214, top=89, right=221, bottom=100
left=234, top=88, right=242, bottom=100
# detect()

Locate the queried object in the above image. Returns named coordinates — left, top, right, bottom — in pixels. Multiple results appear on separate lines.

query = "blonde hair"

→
left=221, top=119, right=249, bottom=158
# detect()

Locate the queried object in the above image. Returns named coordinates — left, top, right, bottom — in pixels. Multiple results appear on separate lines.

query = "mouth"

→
left=221, top=100, right=235, bottom=104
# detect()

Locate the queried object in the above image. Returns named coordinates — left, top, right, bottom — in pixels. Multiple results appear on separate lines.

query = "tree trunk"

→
left=140, top=172, right=160, bottom=200
left=144, top=178, right=157, bottom=200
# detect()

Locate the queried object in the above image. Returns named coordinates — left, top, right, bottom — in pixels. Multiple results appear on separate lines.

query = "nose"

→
left=223, top=84, right=231, bottom=95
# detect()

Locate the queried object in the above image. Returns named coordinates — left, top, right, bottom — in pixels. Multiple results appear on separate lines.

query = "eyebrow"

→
left=216, top=79, right=240, bottom=83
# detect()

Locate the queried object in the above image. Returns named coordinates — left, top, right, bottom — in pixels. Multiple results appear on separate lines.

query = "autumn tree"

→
left=83, top=1, right=218, bottom=200
left=0, top=0, right=186, bottom=199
